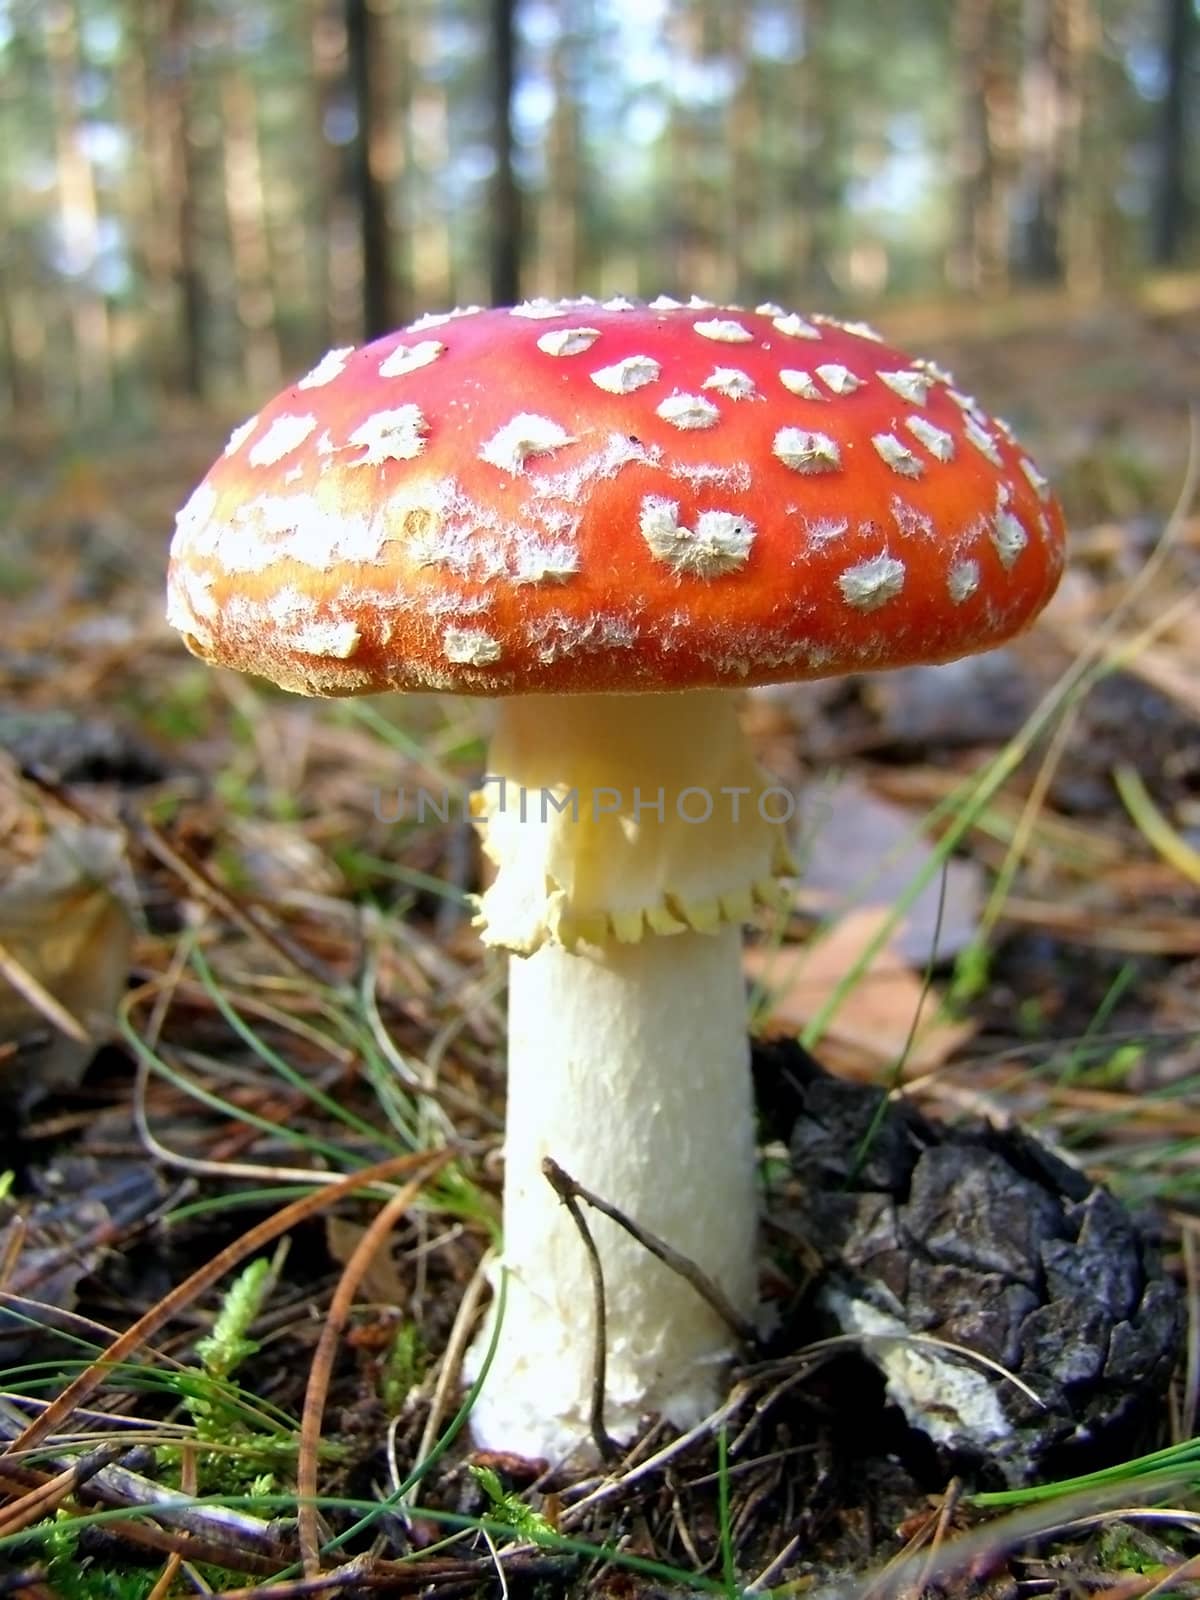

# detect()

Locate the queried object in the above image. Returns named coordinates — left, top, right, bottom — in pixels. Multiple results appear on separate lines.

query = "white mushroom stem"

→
left=466, top=927, right=756, bottom=1458
left=464, top=690, right=791, bottom=1461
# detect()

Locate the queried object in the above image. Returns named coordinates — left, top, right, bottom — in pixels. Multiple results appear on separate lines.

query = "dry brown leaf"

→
left=0, top=817, right=133, bottom=1107
left=746, top=907, right=974, bottom=1079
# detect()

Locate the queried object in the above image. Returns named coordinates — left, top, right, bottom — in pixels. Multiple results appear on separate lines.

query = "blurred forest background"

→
left=0, top=0, right=1196, bottom=426
left=3, top=9, right=1200, bottom=1593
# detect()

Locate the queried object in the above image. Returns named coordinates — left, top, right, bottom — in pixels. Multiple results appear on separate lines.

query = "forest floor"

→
left=0, top=283, right=1199, bottom=1598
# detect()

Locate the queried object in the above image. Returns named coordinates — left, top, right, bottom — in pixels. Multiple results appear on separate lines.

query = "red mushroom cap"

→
left=166, top=297, right=1067, bottom=696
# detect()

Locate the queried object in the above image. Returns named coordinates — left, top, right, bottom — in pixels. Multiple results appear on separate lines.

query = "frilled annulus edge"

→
left=470, top=690, right=794, bottom=954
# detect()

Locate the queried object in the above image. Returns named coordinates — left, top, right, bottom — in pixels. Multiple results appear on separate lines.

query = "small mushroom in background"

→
left=166, top=296, right=1067, bottom=1463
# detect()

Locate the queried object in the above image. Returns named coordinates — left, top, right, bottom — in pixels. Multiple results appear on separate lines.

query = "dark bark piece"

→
left=760, top=1040, right=1183, bottom=1486
left=0, top=1158, right=165, bottom=1362
left=904, top=1145, right=1067, bottom=1288
left=1, top=711, right=165, bottom=786
left=787, top=1071, right=932, bottom=1193
left=1044, top=1189, right=1140, bottom=1319
left=1106, top=1279, right=1182, bottom=1386
left=906, top=1259, right=1037, bottom=1369
left=1019, top=1298, right=1110, bottom=1388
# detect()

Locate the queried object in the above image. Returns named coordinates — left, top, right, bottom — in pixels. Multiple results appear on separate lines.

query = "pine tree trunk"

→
left=489, top=0, right=522, bottom=306
left=153, top=0, right=205, bottom=398
left=541, top=0, right=583, bottom=293
left=952, top=0, right=1019, bottom=294
left=1019, top=0, right=1091, bottom=285
left=0, top=188, right=29, bottom=413
left=115, top=1, right=157, bottom=398
left=1020, top=0, right=1060, bottom=280
left=1060, top=0, right=1101, bottom=295
left=45, top=0, right=114, bottom=414
left=220, top=26, right=282, bottom=390
left=0, top=15, right=39, bottom=413
left=408, top=17, right=454, bottom=310
left=726, top=1, right=761, bottom=300
left=346, top=0, right=394, bottom=338
left=664, top=0, right=722, bottom=299
left=804, top=0, right=842, bottom=296
left=1153, top=0, right=1193, bottom=265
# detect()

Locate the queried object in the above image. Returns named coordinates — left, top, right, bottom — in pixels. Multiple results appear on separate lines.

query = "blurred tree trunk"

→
left=0, top=13, right=37, bottom=413
left=151, top=0, right=205, bottom=398
left=387, top=5, right=415, bottom=324
left=541, top=0, right=582, bottom=293
left=1153, top=0, right=1193, bottom=265
left=1059, top=0, right=1101, bottom=295
left=408, top=16, right=453, bottom=310
left=0, top=292, right=17, bottom=416
left=756, top=0, right=840, bottom=298
left=0, top=278, right=46, bottom=414
left=0, top=191, right=30, bottom=413
left=44, top=0, right=113, bottom=414
left=489, top=0, right=521, bottom=305
left=1018, top=0, right=1090, bottom=285
left=951, top=0, right=1019, bottom=294
left=663, top=6, right=701, bottom=295
left=663, top=1, right=723, bottom=299
left=768, top=2, right=821, bottom=297
left=311, top=0, right=355, bottom=347
left=117, top=2, right=165, bottom=399
left=220, top=27, right=282, bottom=391
left=801, top=0, right=841, bottom=296
left=725, top=0, right=760, bottom=300
left=1019, top=0, right=1060, bottom=280
left=346, top=0, right=395, bottom=338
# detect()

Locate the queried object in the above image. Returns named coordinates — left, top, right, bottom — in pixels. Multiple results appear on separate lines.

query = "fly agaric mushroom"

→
left=166, top=296, right=1067, bottom=1462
